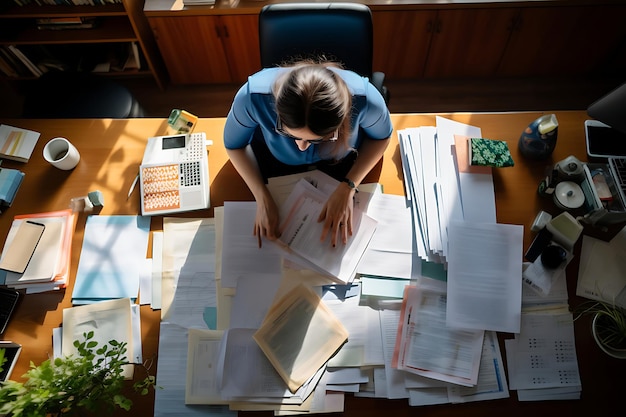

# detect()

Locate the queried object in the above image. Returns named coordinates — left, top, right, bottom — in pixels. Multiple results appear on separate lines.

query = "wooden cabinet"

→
left=143, top=1, right=626, bottom=85
left=147, top=14, right=260, bottom=85
left=373, top=4, right=626, bottom=81
left=423, top=8, right=518, bottom=78
left=372, top=10, right=435, bottom=80
left=0, top=0, right=167, bottom=89
left=498, top=5, right=626, bottom=77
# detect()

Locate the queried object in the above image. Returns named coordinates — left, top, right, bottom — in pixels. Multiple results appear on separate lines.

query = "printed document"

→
left=393, top=284, right=484, bottom=387
left=446, top=220, right=523, bottom=333
left=277, top=179, right=377, bottom=284
left=253, top=284, right=349, bottom=393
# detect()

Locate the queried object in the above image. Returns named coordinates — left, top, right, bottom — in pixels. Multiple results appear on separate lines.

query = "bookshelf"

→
left=0, top=0, right=167, bottom=90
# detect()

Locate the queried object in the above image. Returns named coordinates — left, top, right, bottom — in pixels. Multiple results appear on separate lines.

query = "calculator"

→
left=0, top=287, right=20, bottom=334
left=139, top=132, right=210, bottom=215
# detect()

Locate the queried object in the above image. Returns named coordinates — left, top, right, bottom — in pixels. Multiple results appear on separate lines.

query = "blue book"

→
left=0, top=168, right=24, bottom=210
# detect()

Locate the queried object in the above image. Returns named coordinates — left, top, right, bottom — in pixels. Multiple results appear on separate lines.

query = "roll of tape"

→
left=553, top=181, right=585, bottom=210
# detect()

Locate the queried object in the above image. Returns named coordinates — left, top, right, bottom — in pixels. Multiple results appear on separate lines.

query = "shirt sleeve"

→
left=359, top=81, right=393, bottom=140
left=223, top=82, right=259, bottom=150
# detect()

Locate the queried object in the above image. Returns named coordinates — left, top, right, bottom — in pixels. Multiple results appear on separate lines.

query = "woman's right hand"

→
left=254, top=192, right=280, bottom=247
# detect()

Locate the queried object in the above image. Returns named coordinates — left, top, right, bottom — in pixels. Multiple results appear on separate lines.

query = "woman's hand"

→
left=254, top=192, right=280, bottom=248
left=318, top=182, right=355, bottom=247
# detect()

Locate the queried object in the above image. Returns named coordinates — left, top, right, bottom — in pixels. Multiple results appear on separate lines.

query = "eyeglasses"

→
left=275, top=117, right=338, bottom=144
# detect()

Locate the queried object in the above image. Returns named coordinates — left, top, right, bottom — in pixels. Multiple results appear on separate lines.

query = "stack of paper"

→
left=0, top=209, right=76, bottom=293
left=397, top=117, right=497, bottom=264
left=576, top=228, right=626, bottom=309
left=59, top=298, right=142, bottom=379
left=393, top=283, right=484, bottom=387
left=274, top=177, right=377, bottom=284
left=253, top=284, right=349, bottom=393
left=505, top=311, right=581, bottom=400
left=0, top=124, right=40, bottom=163
left=72, top=215, right=150, bottom=304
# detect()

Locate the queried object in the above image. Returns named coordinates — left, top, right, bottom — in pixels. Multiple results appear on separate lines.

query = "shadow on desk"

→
left=13, top=292, right=64, bottom=338
left=211, top=160, right=253, bottom=207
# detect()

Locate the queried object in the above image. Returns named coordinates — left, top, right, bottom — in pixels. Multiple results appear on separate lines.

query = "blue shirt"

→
left=224, top=67, right=393, bottom=166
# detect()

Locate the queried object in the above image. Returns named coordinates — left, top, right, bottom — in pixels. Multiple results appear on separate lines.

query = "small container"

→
left=553, top=181, right=585, bottom=211
left=519, top=114, right=559, bottom=160
left=554, top=155, right=584, bottom=182
left=167, top=109, right=198, bottom=134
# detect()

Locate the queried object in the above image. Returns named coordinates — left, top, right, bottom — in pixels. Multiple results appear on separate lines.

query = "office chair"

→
left=258, top=3, right=389, bottom=104
left=21, top=71, right=145, bottom=118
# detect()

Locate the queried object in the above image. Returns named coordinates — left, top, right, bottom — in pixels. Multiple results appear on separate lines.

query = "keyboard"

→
left=0, top=287, right=19, bottom=334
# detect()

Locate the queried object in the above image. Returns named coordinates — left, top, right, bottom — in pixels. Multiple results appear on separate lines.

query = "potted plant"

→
left=0, top=331, right=156, bottom=417
left=574, top=301, right=626, bottom=359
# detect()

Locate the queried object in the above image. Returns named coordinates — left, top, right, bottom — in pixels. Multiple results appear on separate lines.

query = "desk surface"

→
left=1, top=112, right=624, bottom=416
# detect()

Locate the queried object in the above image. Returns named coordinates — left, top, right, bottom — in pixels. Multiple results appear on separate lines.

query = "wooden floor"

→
left=1, top=75, right=624, bottom=119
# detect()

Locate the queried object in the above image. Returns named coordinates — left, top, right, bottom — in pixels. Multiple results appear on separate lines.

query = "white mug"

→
left=43, top=137, right=80, bottom=170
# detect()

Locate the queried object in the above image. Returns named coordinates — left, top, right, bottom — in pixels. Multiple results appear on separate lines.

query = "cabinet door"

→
left=149, top=16, right=231, bottom=84
left=499, top=6, right=626, bottom=77
left=372, top=10, right=435, bottom=80
left=219, top=15, right=261, bottom=84
left=424, top=8, right=518, bottom=78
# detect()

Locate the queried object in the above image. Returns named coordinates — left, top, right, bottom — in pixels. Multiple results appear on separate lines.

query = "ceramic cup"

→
left=43, top=137, right=80, bottom=170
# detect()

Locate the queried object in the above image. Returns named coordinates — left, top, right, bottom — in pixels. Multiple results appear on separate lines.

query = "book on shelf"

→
left=183, top=0, right=216, bottom=5
left=109, top=42, right=142, bottom=72
left=7, top=45, right=43, bottom=77
left=0, top=46, right=32, bottom=77
left=36, top=17, right=84, bottom=25
left=36, top=17, right=100, bottom=31
left=11, top=1, right=123, bottom=5
left=0, top=54, right=19, bottom=78
left=0, top=124, right=41, bottom=163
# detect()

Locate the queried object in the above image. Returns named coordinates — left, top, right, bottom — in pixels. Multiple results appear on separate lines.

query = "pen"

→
left=127, top=173, right=139, bottom=200
left=257, top=231, right=262, bottom=249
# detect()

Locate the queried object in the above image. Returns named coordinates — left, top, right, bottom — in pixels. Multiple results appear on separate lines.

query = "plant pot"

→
left=592, top=313, right=626, bottom=359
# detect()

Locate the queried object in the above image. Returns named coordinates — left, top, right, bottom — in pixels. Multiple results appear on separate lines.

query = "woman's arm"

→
left=226, top=146, right=281, bottom=247
left=318, top=136, right=390, bottom=247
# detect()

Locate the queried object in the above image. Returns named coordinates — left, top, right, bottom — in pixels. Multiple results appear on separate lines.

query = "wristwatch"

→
left=341, top=177, right=358, bottom=192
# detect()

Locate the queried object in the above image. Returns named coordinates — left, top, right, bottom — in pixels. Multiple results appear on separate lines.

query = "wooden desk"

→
left=1, top=112, right=624, bottom=416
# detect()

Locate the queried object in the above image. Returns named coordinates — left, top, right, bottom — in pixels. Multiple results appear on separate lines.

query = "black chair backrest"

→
left=259, top=3, right=374, bottom=79
left=22, top=71, right=144, bottom=118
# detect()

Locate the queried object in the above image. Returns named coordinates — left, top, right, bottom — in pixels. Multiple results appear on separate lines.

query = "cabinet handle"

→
left=435, top=19, right=442, bottom=34
left=215, top=26, right=221, bottom=38
left=426, top=19, right=433, bottom=33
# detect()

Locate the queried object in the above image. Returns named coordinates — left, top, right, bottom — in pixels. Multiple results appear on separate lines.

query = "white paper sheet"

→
left=221, top=202, right=283, bottom=289
left=506, top=312, right=581, bottom=392
left=446, top=221, right=523, bottom=333
left=72, top=215, right=150, bottom=304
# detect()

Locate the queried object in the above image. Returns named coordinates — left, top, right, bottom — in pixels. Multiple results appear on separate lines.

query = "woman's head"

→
left=273, top=62, right=352, bottom=154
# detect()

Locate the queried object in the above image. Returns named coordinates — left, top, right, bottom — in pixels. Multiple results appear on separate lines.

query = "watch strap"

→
left=342, top=177, right=358, bottom=192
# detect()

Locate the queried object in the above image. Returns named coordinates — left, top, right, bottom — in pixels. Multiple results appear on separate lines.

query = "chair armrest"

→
left=371, top=71, right=390, bottom=105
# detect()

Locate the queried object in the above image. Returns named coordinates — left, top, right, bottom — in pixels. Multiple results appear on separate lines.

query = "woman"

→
left=224, top=60, right=392, bottom=248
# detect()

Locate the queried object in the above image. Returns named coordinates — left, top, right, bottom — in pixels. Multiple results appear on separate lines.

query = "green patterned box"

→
left=469, top=138, right=514, bottom=168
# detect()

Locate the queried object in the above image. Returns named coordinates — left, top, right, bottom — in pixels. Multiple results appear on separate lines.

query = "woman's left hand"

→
left=318, top=182, right=355, bottom=247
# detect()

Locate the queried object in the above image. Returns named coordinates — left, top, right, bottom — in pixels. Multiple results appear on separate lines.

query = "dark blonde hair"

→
left=273, top=61, right=353, bottom=159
